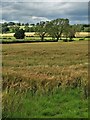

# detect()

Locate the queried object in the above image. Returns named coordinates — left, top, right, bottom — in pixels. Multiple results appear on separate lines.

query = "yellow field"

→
left=0, top=32, right=90, bottom=37
left=0, top=32, right=36, bottom=37
left=75, top=32, right=90, bottom=37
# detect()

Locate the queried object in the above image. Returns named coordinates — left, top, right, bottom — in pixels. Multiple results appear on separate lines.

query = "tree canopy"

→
left=35, top=21, right=47, bottom=41
left=14, top=29, right=25, bottom=39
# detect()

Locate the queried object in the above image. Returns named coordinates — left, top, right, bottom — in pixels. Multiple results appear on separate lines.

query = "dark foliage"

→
left=14, top=29, right=25, bottom=39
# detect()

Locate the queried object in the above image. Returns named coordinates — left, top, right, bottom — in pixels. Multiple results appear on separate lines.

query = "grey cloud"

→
left=1, top=0, right=89, bottom=2
left=1, top=2, right=88, bottom=24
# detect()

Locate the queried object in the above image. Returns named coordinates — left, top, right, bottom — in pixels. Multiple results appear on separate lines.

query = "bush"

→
left=3, top=37, right=7, bottom=39
left=8, top=38, right=11, bottom=39
left=69, top=39, right=74, bottom=42
left=63, top=39, right=68, bottom=42
left=14, top=29, right=25, bottom=39
left=79, top=38, right=84, bottom=41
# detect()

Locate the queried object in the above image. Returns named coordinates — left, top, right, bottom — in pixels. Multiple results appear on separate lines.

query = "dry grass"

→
left=2, top=41, right=88, bottom=118
left=2, top=41, right=88, bottom=96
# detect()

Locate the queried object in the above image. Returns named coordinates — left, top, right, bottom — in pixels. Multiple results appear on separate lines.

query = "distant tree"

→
left=36, top=23, right=39, bottom=26
left=30, top=24, right=35, bottom=26
left=14, top=29, right=25, bottom=39
left=2, top=22, right=8, bottom=27
left=29, top=27, right=36, bottom=32
left=2, top=22, right=9, bottom=33
left=75, top=24, right=84, bottom=32
left=68, top=26, right=76, bottom=41
left=14, top=26, right=20, bottom=32
left=46, top=18, right=69, bottom=41
left=36, top=21, right=47, bottom=41
left=8, top=22, right=15, bottom=26
left=84, top=27, right=90, bottom=32
left=9, top=26, right=20, bottom=33
left=45, top=21, right=56, bottom=40
left=0, top=24, right=2, bottom=33
left=25, top=26, right=30, bottom=32
left=17, top=23, right=21, bottom=26
left=63, top=24, right=70, bottom=41
left=25, top=23, right=29, bottom=26
left=9, top=26, right=14, bottom=33
left=2, top=26, right=9, bottom=33
left=62, top=19, right=70, bottom=41
left=70, top=24, right=82, bottom=39
left=83, top=24, right=90, bottom=27
left=22, top=23, right=25, bottom=26
left=24, top=25, right=36, bottom=32
left=63, top=24, right=79, bottom=41
left=66, top=25, right=78, bottom=41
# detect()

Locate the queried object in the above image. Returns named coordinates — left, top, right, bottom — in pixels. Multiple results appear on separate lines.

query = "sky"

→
left=0, top=0, right=89, bottom=24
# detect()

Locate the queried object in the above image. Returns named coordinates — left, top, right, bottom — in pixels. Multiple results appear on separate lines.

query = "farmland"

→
left=2, top=40, right=88, bottom=118
left=0, top=32, right=89, bottom=44
left=1, top=1, right=89, bottom=118
left=0, top=32, right=90, bottom=38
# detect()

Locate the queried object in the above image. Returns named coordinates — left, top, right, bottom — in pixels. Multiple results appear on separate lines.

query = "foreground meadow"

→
left=2, top=41, right=88, bottom=118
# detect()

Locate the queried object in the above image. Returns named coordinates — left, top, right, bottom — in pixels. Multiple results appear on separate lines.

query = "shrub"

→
left=79, top=38, right=84, bottom=41
left=85, top=36, right=90, bottom=38
left=69, top=39, right=74, bottom=42
left=14, top=29, right=25, bottom=39
left=63, top=39, right=68, bottom=42
left=3, top=37, right=7, bottom=39
left=8, top=38, right=11, bottom=39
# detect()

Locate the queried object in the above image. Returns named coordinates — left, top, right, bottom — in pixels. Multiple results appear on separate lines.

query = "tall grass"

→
left=2, top=41, right=88, bottom=118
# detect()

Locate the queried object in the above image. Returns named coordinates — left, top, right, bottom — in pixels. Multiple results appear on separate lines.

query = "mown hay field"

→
left=2, top=41, right=88, bottom=118
left=0, top=32, right=90, bottom=37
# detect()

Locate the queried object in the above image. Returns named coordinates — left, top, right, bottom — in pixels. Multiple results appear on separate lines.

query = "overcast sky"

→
left=0, top=0, right=89, bottom=24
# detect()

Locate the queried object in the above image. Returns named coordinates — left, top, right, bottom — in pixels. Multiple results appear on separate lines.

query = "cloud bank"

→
left=0, top=1, right=88, bottom=24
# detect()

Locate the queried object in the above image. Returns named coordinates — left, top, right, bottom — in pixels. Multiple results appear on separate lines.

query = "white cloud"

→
left=31, top=16, right=50, bottom=21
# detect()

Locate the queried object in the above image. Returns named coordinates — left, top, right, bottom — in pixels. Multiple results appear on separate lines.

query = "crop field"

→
left=2, top=40, right=88, bottom=118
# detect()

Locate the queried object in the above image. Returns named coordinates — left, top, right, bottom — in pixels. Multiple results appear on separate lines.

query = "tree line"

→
left=1, top=18, right=90, bottom=41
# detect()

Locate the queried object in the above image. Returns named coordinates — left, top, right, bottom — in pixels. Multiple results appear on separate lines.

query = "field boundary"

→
left=1, top=40, right=58, bottom=44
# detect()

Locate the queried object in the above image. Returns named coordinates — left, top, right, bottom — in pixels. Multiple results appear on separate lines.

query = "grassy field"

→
left=2, top=41, right=88, bottom=118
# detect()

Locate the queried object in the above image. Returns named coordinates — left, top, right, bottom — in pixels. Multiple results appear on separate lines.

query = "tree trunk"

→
left=40, top=35, right=44, bottom=41
left=60, top=36, right=62, bottom=40
left=66, top=36, right=68, bottom=42
left=41, top=36, right=44, bottom=41
left=56, top=36, right=59, bottom=41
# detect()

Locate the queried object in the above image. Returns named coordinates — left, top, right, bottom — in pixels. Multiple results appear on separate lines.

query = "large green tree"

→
left=63, top=25, right=76, bottom=41
left=35, top=21, right=47, bottom=41
left=69, top=24, right=82, bottom=40
left=63, top=24, right=83, bottom=41
left=46, top=18, right=69, bottom=41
